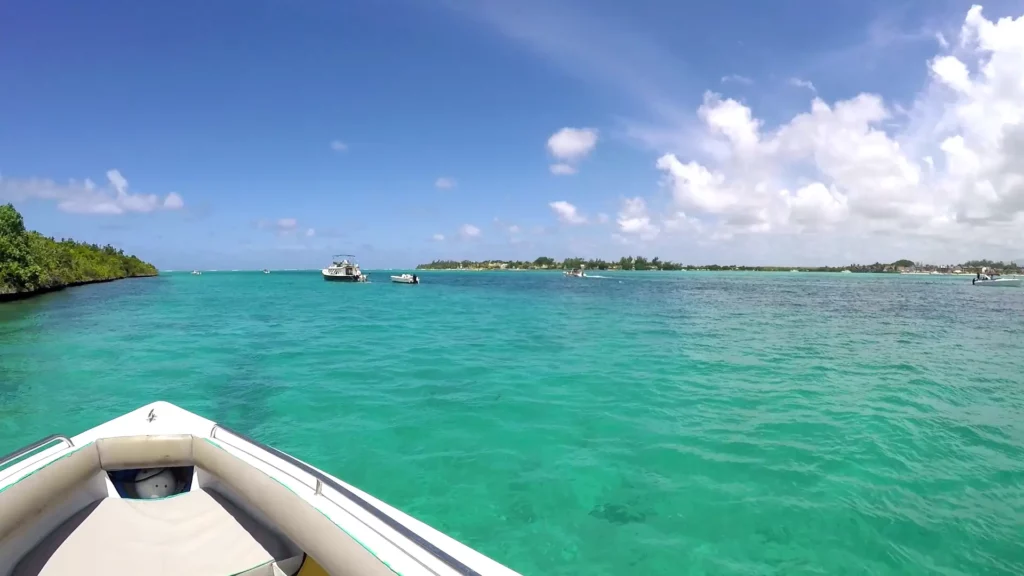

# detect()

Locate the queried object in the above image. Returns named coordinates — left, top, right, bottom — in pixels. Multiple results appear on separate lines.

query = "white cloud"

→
left=107, top=169, right=128, bottom=193
left=549, top=200, right=587, bottom=224
left=546, top=128, right=598, bottom=175
left=788, top=77, right=817, bottom=92
left=617, top=197, right=660, bottom=240
left=257, top=217, right=309, bottom=237
left=721, top=74, right=754, bottom=85
left=547, top=127, right=599, bottom=161
left=0, top=169, right=185, bottom=215
left=432, top=233, right=445, bottom=241
left=163, top=192, right=184, bottom=210
left=459, top=223, right=481, bottom=238
left=636, top=5, right=1024, bottom=260
left=492, top=217, right=521, bottom=235
left=931, top=55, right=971, bottom=93
left=330, top=140, right=348, bottom=152
left=435, top=177, right=457, bottom=190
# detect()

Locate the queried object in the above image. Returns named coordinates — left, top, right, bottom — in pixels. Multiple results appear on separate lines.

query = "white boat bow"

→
left=0, top=402, right=519, bottom=576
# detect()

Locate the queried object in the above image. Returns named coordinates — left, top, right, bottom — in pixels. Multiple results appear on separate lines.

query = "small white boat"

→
left=0, top=402, right=520, bottom=575
left=391, top=274, right=420, bottom=284
left=263, top=269, right=270, bottom=274
left=564, top=267, right=585, bottom=278
left=191, top=270, right=202, bottom=276
left=322, top=254, right=368, bottom=283
left=973, top=275, right=1021, bottom=287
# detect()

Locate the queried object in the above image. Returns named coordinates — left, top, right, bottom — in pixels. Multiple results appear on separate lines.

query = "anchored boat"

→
left=973, top=276, right=1021, bottom=287
left=0, top=402, right=519, bottom=576
left=972, top=270, right=1021, bottom=287
left=321, top=255, right=368, bottom=283
left=391, top=274, right=420, bottom=284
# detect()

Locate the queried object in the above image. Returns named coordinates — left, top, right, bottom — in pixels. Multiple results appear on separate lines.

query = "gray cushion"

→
left=14, top=489, right=291, bottom=576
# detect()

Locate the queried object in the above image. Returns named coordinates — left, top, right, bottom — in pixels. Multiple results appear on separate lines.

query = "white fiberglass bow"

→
left=0, top=401, right=520, bottom=576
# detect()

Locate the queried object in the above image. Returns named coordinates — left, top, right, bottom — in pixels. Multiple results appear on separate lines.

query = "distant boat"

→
left=790, top=269, right=799, bottom=273
left=390, top=274, right=420, bottom=284
left=841, top=270, right=852, bottom=274
left=322, top=255, right=368, bottom=283
left=973, top=273, right=1021, bottom=287
left=564, top=266, right=586, bottom=278
left=191, top=270, right=202, bottom=276
left=263, top=269, right=270, bottom=274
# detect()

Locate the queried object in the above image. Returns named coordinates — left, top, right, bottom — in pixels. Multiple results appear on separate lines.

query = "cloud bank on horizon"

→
left=632, top=5, right=1024, bottom=256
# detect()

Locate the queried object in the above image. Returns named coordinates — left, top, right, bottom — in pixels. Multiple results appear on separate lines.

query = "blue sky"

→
left=3, top=0, right=1024, bottom=269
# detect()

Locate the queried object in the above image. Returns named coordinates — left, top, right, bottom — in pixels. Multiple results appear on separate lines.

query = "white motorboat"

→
left=972, top=275, right=1021, bottom=287
left=564, top=267, right=585, bottom=278
left=191, top=270, right=202, bottom=276
left=263, top=269, right=270, bottom=275
left=0, top=401, right=520, bottom=576
left=322, top=255, right=368, bottom=283
left=391, top=274, right=420, bottom=284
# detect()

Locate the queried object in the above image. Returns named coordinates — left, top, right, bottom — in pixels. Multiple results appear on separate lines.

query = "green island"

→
left=1, top=203, right=158, bottom=301
left=417, top=256, right=1022, bottom=274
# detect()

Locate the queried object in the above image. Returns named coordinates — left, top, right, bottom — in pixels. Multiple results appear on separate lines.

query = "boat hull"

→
left=390, top=276, right=419, bottom=284
left=0, top=401, right=520, bottom=575
left=974, top=278, right=1021, bottom=287
left=322, top=271, right=366, bottom=282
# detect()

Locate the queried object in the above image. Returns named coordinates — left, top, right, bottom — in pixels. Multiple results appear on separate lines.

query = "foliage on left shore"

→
left=0, top=203, right=158, bottom=296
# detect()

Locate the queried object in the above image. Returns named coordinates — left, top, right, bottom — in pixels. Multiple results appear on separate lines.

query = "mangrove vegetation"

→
left=1, top=203, right=157, bottom=299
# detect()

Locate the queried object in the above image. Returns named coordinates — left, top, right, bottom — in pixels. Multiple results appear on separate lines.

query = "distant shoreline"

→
left=418, top=257, right=1020, bottom=274
left=0, top=274, right=158, bottom=303
left=412, top=268, right=983, bottom=274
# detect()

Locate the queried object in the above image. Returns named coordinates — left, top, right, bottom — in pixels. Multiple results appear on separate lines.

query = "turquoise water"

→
left=2, top=271, right=1023, bottom=574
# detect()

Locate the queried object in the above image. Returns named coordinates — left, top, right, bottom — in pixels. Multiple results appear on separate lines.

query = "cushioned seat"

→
left=14, top=489, right=291, bottom=576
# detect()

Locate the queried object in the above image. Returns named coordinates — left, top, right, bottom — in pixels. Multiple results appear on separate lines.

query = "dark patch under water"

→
left=589, top=503, right=648, bottom=525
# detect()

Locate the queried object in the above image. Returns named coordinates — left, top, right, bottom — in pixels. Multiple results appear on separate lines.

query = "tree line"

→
left=1, top=203, right=158, bottom=297
left=418, top=256, right=685, bottom=270
left=416, top=256, right=1020, bottom=273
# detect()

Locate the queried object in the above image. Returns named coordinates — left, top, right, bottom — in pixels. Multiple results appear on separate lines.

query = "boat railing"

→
left=210, top=423, right=481, bottom=576
left=0, top=434, right=74, bottom=475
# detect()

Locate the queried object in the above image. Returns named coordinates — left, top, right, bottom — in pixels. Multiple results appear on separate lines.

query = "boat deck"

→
left=15, top=489, right=295, bottom=575
left=0, top=402, right=520, bottom=576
